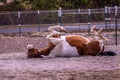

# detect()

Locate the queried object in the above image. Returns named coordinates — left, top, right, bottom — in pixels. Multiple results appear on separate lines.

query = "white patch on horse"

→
left=43, top=36, right=79, bottom=58
left=61, top=36, right=79, bottom=57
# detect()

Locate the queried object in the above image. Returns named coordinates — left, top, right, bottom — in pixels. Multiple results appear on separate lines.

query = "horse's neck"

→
left=42, top=36, right=65, bottom=58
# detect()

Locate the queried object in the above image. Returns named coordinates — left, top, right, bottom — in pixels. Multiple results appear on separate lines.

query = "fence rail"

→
left=0, top=6, right=120, bottom=45
left=0, top=6, right=120, bottom=26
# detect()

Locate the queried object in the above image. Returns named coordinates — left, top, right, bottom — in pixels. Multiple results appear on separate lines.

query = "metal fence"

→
left=0, top=6, right=120, bottom=32
left=0, top=6, right=120, bottom=45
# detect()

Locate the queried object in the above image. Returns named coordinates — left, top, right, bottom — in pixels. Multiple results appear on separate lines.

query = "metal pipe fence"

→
left=0, top=6, right=120, bottom=29
left=0, top=6, right=120, bottom=45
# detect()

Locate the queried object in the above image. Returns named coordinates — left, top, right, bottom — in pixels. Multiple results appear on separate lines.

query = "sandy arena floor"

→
left=0, top=36, right=120, bottom=80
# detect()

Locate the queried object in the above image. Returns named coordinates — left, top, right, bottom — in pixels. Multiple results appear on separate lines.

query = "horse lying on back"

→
left=26, top=25, right=116, bottom=58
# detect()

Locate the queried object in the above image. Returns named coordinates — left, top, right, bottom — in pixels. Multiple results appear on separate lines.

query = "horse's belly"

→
left=49, top=36, right=79, bottom=57
left=62, top=46, right=79, bottom=57
left=61, top=40, right=79, bottom=57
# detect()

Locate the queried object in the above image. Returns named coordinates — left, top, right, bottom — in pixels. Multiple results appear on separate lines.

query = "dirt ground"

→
left=0, top=35, right=120, bottom=80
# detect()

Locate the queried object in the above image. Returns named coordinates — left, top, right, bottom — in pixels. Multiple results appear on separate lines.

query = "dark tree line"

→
left=0, top=0, right=120, bottom=11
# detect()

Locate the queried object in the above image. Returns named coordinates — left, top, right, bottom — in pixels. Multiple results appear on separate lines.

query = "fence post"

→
left=37, top=10, right=40, bottom=32
left=105, top=6, right=108, bottom=28
left=105, top=6, right=111, bottom=29
left=115, top=6, right=118, bottom=46
left=108, top=7, right=111, bottom=29
left=88, top=9, right=91, bottom=35
left=18, top=11, right=21, bottom=36
left=78, top=9, right=81, bottom=32
left=58, top=7, right=62, bottom=26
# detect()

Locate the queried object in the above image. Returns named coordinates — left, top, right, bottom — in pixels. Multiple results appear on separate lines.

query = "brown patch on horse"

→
left=66, top=35, right=104, bottom=56
left=27, top=48, right=42, bottom=58
left=87, top=40, right=101, bottom=55
left=40, top=42, right=55, bottom=56
left=66, top=35, right=88, bottom=55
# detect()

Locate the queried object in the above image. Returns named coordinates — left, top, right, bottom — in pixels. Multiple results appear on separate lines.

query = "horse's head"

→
left=26, top=44, right=42, bottom=58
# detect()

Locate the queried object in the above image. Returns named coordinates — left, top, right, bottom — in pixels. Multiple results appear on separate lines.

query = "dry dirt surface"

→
left=0, top=36, right=120, bottom=80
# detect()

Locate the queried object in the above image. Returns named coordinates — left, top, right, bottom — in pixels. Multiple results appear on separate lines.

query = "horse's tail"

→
left=99, top=51, right=116, bottom=56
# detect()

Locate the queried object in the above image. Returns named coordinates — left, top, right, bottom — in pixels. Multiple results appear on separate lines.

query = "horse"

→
left=26, top=25, right=116, bottom=58
left=39, top=26, right=116, bottom=58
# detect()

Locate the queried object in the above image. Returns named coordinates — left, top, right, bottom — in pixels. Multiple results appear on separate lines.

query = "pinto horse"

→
left=26, top=26, right=116, bottom=58
left=39, top=26, right=116, bottom=58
